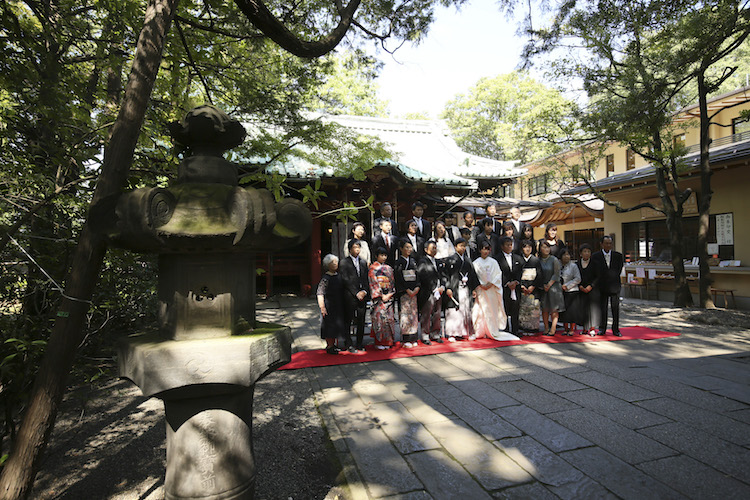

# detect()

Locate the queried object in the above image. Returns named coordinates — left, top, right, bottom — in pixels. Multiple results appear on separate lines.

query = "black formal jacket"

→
left=577, top=258, right=599, bottom=291
left=442, top=252, right=480, bottom=310
left=372, top=232, right=398, bottom=267
left=508, top=220, right=527, bottom=241
left=408, top=217, right=432, bottom=241
left=394, top=255, right=421, bottom=298
left=416, top=255, right=445, bottom=309
left=591, top=250, right=623, bottom=295
left=372, top=216, right=399, bottom=240
left=338, top=255, right=370, bottom=305
left=475, top=232, right=501, bottom=257
left=496, top=251, right=524, bottom=299
left=445, top=225, right=462, bottom=245
left=402, top=233, right=426, bottom=260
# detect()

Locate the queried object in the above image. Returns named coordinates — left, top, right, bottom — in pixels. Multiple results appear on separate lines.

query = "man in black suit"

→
left=497, top=236, right=524, bottom=335
left=459, top=228, right=476, bottom=261
left=373, top=201, right=399, bottom=240
left=444, top=211, right=461, bottom=244
left=591, top=235, right=624, bottom=336
left=339, top=239, right=370, bottom=351
left=485, top=202, right=503, bottom=236
left=507, top=206, right=527, bottom=241
left=416, top=240, right=445, bottom=345
left=475, top=217, right=501, bottom=256
left=373, top=219, right=398, bottom=266
left=409, top=201, right=432, bottom=240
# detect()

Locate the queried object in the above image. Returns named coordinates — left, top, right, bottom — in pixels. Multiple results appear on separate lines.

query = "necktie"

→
left=605, top=252, right=611, bottom=267
left=354, top=257, right=360, bottom=276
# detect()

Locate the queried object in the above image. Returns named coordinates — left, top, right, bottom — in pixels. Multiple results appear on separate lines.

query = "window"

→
left=528, top=174, right=548, bottom=197
left=732, top=117, right=750, bottom=136
left=564, top=228, right=604, bottom=259
left=498, top=183, right=515, bottom=198
left=622, top=215, right=734, bottom=262
left=673, top=133, right=686, bottom=148
left=606, top=154, right=614, bottom=177
left=626, top=149, right=636, bottom=170
left=587, top=159, right=597, bottom=179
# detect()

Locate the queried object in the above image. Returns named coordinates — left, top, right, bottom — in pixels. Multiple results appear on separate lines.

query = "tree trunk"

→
left=650, top=132, right=692, bottom=307
left=696, top=73, right=715, bottom=309
left=667, top=211, right=693, bottom=307
left=0, top=1, right=179, bottom=498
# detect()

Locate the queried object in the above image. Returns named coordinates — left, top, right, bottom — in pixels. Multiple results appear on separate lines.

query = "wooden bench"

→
left=710, top=287, right=736, bottom=308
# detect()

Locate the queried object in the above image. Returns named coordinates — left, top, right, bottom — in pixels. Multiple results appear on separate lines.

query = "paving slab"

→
left=413, top=355, right=473, bottom=381
left=547, top=408, right=677, bottom=464
left=389, top=384, right=455, bottom=424
left=423, top=419, right=532, bottom=490
left=440, top=351, right=519, bottom=381
left=565, top=370, right=661, bottom=402
left=369, top=401, right=441, bottom=455
left=638, top=421, right=750, bottom=484
left=636, top=454, right=750, bottom=499
left=345, top=426, right=424, bottom=498
left=449, top=379, right=519, bottom=409
left=513, top=365, right=588, bottom=393
left=405, top=449, right=492, bottom=500
left=560, top=447, right=685, bottom=500
left=632, top=376, right=749, bottom=412
left=491, top=481, right=560, bottom=499
left=561, top=388, right=672, bottom=429
left=493, top=405, right=591, bottom=453
left=440, top=395, right=523, bottom=441
left=496, top=435, right=613, bottom=499
left=636, top=396, right=750, bottom=445
left=493, top=380, right=581, bottom=414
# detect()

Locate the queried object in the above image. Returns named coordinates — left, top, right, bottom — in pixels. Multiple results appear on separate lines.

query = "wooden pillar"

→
left=311, top=218, right=322, bottom=289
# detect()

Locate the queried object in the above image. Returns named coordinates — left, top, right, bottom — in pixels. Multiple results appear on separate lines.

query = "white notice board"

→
left=716, top=213, right=734, bottom=245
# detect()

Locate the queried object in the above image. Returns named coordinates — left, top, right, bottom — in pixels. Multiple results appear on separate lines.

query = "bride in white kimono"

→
left=472, top=241, right=519, bottom=341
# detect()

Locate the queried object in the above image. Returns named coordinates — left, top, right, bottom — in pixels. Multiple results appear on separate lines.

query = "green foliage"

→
left=0, top=0, right=467, bottom=458
left=441, top=71, right=579, bottom=163
left=308, top=51, right=389, bottom=117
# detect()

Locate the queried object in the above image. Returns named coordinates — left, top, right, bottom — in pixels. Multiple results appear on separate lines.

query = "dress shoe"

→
left=435, top=338, right=444, bottom=344
left=348, top=346, right=358, bottom=353
left=422, top=339, right=432, bottom=346
left=613, top=331, right=622, bottom=337
left=325, top=347, right=339, bottom=355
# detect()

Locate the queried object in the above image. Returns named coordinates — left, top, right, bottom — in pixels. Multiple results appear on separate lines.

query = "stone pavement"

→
left=258, top=296, right=750, bottom=499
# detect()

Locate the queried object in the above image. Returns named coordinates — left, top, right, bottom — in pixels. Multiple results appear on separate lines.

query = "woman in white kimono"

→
left=472, top=241, right=518, bottom=341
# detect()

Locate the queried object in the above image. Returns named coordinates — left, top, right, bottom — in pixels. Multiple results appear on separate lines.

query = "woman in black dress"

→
left=576, top=243, right=599, bottom=336
left=317, top=254, right=347, bottom=354
left=538, top=223, right=566, bottom=258
left=519, top=224, right=537, bottom=256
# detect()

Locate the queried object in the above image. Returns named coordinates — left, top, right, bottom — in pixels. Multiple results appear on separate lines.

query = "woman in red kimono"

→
left=368, top=247, right=397, bottom=349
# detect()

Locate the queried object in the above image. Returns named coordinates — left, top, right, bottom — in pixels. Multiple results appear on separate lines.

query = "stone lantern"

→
left=108, top=105, right=312, bottom=499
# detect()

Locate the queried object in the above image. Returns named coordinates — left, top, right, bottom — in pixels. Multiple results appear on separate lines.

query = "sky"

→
left=373, top=0, right=530, bottom=118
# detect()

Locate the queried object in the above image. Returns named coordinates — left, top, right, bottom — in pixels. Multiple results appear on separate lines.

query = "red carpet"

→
left=279, top=326, right=680, bottom=370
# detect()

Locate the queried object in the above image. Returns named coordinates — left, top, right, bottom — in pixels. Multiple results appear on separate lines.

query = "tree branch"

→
left=233, top=0, right=361, bottom=58
left=175, top=18, right=214, bottom=104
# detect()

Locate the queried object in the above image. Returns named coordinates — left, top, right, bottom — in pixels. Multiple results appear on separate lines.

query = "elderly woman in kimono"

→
left=472, top=240, right=519, bottom=341
left=368, top=247, right=397, bottom=349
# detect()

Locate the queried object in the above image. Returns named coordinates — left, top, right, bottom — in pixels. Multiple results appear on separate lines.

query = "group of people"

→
left=317, top=202, right=624, bottom=354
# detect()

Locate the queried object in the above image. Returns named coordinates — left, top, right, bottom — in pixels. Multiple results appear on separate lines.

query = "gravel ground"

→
left=24, top=298, right=749, bottom=499
left=29, top=369, right=347, bottom=500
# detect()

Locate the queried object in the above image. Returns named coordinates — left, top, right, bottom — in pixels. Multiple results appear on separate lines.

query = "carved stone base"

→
left=117, top=326, right=292, bottom=499
left=164, top=388, right=255, bottom=500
